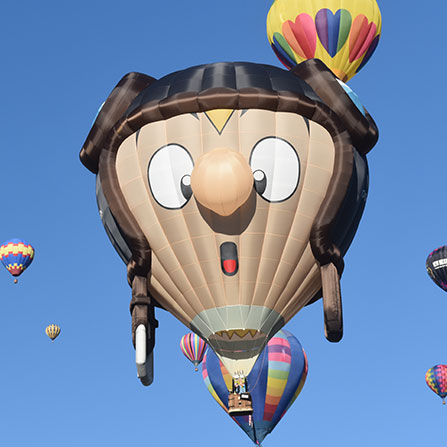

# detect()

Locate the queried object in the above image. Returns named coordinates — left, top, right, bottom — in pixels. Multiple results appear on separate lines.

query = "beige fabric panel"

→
left=274, top=244, right=322, bottom=316
left=281, top=264, right=322, bottom=322
left=148, top=273, right=191, bottom=326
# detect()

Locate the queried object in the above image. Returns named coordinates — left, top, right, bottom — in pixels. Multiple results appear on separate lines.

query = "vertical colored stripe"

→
left=315, top=9, right=329, bottom=51
left=337, top=9, right=352, bottom=53
left=328, top=9, right=341, bottom=57
left=264, top=334, right=290, bottom=421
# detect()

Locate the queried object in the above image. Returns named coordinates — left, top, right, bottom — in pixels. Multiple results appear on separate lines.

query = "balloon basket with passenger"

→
left=228, top=374, right=253, bottom=416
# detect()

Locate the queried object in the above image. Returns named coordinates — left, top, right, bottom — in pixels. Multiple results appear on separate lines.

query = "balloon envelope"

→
left=0, top=239, right=34, bottom=279
left=46, top=324, right=61, bottom=341
left=80, top=61, right=378, bottom=379
left=202, top=330, right=307, bottom=444
left=426, top=365, right=447, bottom=403
left=426, top=246, right=447, bottom=292
left=180, top=333, right=207, bottom=370
left=267, top=0, right=382, bottom=81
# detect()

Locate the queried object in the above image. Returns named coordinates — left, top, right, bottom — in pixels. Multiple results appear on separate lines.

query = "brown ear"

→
left=292, top=59, right=378, bottom=154
left=80, top=72, right=155, bottom=173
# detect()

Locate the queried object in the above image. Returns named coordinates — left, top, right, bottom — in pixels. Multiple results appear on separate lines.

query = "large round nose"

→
left=191, top=148, right=253, bottom=216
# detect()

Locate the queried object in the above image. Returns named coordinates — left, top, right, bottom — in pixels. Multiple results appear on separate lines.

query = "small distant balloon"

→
left=180, top=333, right=207, bottom=371
left=426, top=246, right=447, bottom=292
left=267, top=0, right=382, bottom=81
left=426, top=365, right=447, bottom=404
left=46, top=324, right=61, bottom=342
left=0, top=239, right=34, bottom=283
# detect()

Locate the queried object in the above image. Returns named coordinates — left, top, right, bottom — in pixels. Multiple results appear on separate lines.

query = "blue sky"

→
left=0, top=1, right=446, bottom=445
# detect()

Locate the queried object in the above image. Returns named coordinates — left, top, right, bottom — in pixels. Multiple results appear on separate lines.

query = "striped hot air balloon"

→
left=426, top=365, right=447, bottom=404
left=0, top=239, right=34, bottom=283
left=202, top=330, right=307, bottom=445
left=46, top=324, right=61, bottom=342
left=180, top=333, right=207, bottom=371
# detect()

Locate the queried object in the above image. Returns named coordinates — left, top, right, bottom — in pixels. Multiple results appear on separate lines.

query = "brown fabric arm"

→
left=130, top=276, right=158, bottom=350
left=321, top=263, right=343, bottom=342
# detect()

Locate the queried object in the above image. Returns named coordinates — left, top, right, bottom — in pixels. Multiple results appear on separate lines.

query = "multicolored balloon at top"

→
left=202, top=330, right=307, bottom=445
left=267, top=0, right=381, bottom=81
left=0, top=239, right=35, bottom=283
left=426, top=365, right=447, bottom=404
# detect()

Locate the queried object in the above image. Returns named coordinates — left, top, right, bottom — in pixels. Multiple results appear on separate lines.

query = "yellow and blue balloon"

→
left=0, top=239, right=35, bottom=283
left=267, top=0, right=381, bottom=81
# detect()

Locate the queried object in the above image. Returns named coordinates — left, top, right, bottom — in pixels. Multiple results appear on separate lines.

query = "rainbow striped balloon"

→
left=426, top=365, right=447, bottom=404
left=0, top=239, right=34, bottom=283
left=180, top=333, right=207, bottom=371
left=202, top=330, right=307, bottom=444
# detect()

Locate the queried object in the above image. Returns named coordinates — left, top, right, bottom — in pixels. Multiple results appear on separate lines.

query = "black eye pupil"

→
left=253, top=170, right=266, bottom=195
left=181, top=175, right=192, bottom=200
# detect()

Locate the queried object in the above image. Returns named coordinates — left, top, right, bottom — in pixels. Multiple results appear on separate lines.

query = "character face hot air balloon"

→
left=202, top=330, right=307, bottom=444
left=426, top=246, right=447, bottom=292
left=45, top=324, right=61, bottom=342
left=426, top=365, right=447, bottom=404
left=80, top=59, right=378, bottom=384
left=0, top=239, right=35, bottom=283
left=180, top=333, right=207, bottom=371
left=267, top=0, right=381, bottom=82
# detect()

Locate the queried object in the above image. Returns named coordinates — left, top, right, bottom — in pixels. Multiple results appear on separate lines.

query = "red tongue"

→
left=223, top=259, right=237, bottom=274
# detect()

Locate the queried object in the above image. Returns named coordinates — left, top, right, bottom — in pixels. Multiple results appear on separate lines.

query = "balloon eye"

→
left=250, top=137, right=300, bottom=202
left=148, top=144, right=194, bottom=209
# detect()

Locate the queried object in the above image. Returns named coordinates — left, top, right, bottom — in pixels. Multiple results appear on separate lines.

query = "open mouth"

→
left=220, top=242, right=238, bottom=276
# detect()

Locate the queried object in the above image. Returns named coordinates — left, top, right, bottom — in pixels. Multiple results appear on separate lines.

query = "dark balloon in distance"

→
left=426, top=246, right=447, bottom=291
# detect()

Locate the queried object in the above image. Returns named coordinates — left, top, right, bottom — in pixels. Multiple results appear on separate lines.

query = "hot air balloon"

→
left=45, top=324, right=61, bottom=342
left=80, top=56, right=378, bottom=385
left=426, top=365, right=447, bottom=404
left=267, top=0, right=381, bottom=82
left=426, top=246, right=447, bottom=292
left=202, top=330, right=307, bottom=445
left=0, top=239, right=35, bottom=283
left=180, top=333, right=207, bottom=371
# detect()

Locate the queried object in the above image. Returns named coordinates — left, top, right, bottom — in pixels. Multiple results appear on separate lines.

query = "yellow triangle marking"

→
left=204, top=109, right=234, bottom=134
